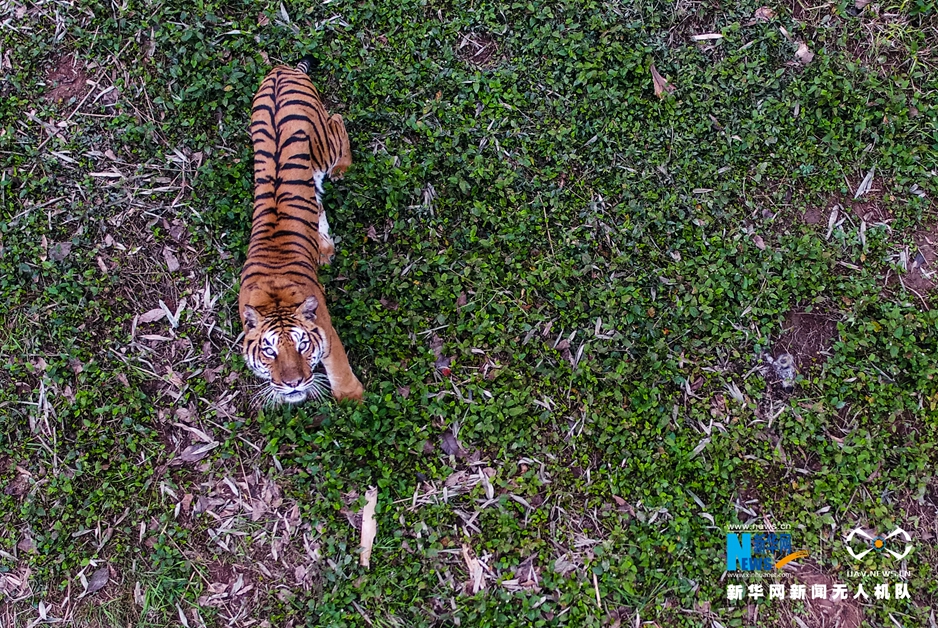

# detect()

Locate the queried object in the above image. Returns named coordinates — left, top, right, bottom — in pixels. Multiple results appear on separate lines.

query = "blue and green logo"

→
left=726, top=532, right=809, bottom=571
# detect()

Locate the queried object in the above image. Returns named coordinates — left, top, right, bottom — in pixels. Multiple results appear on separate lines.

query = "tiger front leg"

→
left=321, top=324, right=364, bottom=402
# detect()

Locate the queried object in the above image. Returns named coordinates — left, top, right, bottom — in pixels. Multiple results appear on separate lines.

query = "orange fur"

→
left=238, top=63, right=363, bottom=403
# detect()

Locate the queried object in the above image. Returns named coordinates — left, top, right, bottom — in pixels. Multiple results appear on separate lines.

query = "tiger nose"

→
left=283, top=377, right=303, bottom=389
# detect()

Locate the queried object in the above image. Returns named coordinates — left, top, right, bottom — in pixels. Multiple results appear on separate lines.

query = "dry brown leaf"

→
left=444, top=470, right=470, bottom=488
left=173, top=422, right=213, bottom=444
left=441, top=429, right=463, bottom=457
left=795, top=42, right=815, bottom=65
left=650, top=64, right=675, bottom=99
left=251, top=499, right=267, bottom=522
left=754, top=6, right=775, bottom=20
left=50, top=241, right=72, bottom=262
left=162, top=247, right=180, bottom=272
left=287, top=503, right=300, bottom=528
left=462, top=544, right=485, bottom=593
left=359, top=487, right=378, bottom=568
left=169, top=221, right=186, bottom=241
left=435, top=354, right=453, bottom=375
left=753, top=235, right=767, bottom=250
left=17, top=535, right=35, bottom=553
left=138, top=308, right=166, bottom=323
left=84, top=566, right=109, bottom=596
left=172, top=443, right=218, bottom=465
left=340, top=507, right=362, bottom=530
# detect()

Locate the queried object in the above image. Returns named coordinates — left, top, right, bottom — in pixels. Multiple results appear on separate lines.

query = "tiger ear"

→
left=295, top=296, right=319, bottom=321
left=243, top=306, right=260, bottom=330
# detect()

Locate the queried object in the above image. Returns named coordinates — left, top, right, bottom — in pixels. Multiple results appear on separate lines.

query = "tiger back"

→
left=237, top=57, right=363, bottom=404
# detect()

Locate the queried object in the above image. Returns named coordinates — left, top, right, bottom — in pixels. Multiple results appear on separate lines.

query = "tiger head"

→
left=241, top=296, right=329, bottom=405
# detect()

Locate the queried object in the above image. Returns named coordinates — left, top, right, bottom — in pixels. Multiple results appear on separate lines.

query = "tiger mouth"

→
left=280, top=390, right=308, bottom=404
left=266, top=373, right=330, bottom=406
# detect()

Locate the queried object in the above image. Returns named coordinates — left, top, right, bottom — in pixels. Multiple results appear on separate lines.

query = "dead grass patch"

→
left=785, top=0, right=937, bottom=78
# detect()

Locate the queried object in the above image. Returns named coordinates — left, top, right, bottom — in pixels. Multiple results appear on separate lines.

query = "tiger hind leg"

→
left=327, top=114, right=352, bottom=179
left=318, top=210, right=335, bottom=265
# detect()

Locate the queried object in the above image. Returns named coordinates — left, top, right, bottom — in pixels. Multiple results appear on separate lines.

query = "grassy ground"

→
left=1, top=0, right=937, bottom=626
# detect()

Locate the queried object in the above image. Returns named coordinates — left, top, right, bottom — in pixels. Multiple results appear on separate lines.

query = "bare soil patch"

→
left=3, top=469, right=29, bottom=498
left=801, top=179, right=893, bottom=228
left=44, top=55, right=89, bottom=103
left=901, top=226, right=936, bottom=295
left=851, top=198, right=892, bottom=224
left=786, top=0, right=821, bottom=23
left=775, top=311, right=838, bottom=368
left=845, top=176, right=893, bottom=223
left=802, top=206, right=824, bottom=225
left=776, top=562, right=864, bottom=628
left=883, top=224, right=937, bottom=303
left=458, top=32, right=499, bottom=67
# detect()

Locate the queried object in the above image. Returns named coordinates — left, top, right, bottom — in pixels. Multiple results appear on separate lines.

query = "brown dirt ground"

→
left=458, top=32, right=499, bottom=67
left=786, top=0, right=822, bottom=23
left=844, top=177, right=893, bottom=223
left=801, top=179, right=893, bottom=227
left=802, top=206, right=824, bottom=225
left=901, top=226, right=936, bottom=295
left=44, top=55, right=89, bottom=103
left=775, top=311, right=838, bottom=368
left=775, top=562, right=865, bottom=628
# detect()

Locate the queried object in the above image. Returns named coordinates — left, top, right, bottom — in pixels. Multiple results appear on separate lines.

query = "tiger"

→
left=238, top=56, right=364, bottom=404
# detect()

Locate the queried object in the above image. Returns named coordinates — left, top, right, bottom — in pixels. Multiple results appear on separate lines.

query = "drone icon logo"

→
left=845, top=527, right=913, bottom=561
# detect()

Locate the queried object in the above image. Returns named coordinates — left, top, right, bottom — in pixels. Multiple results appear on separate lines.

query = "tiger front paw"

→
left=334, top=377, right=364, bottom=402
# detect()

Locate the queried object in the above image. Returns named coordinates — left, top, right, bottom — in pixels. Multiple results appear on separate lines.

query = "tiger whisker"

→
left=251, top=385, right=284, bottom=410
left=305, top=372, right=331, bottom=402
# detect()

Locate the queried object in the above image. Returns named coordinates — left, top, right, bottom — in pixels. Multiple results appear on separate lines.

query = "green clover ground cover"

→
left=1, top=0, right=937, bottom=626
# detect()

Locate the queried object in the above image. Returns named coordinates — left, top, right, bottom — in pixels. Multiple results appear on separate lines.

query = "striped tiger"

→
left=238, top=56, right=364, bottom=404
